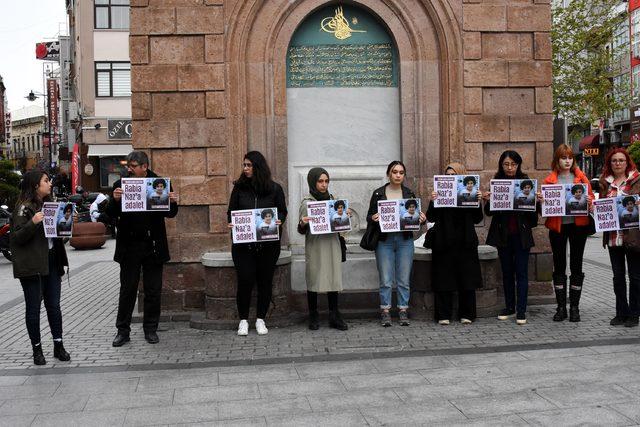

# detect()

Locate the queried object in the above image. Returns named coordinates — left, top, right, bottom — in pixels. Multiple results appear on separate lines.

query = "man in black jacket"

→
left=107, top=151, right=178, bottom=346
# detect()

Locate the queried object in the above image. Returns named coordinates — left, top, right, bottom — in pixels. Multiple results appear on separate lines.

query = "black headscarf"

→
left=307, top=167, right=331, bottom=201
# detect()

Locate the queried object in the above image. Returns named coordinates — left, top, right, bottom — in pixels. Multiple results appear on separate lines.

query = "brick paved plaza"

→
left=0, top=236, right=639, bottom=425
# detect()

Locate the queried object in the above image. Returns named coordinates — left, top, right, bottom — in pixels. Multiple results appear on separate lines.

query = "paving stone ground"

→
left=1, top=236, right=640, bottom=425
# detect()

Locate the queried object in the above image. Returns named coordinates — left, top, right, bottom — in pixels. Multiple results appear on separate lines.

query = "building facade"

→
left=129, top=0, right=554, bottom=321
left=7, top=106, right=47, bottom=172
left=66, top=0, right=132, bottom=191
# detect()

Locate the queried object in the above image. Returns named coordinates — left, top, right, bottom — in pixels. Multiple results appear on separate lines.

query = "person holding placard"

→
left=109, top=151, right=179, bottom=346
left=366, top=160, right=426, bottom=327
left=483, top=150, right=539, bottom=325
left=541, top=145, right=594, bottom=323
left=10, top=169, right=70, bottom=365
left=428, top=162, right=484, bottom=325
left=227, top=151, right=287, bottom=336
left=298, top=168, right=348, bottom=331
left=599, top=148, right=640, bottom=327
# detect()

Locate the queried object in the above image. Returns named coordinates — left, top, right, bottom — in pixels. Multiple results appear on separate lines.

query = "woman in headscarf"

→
left=428, top=162, right=484, bottom=325
left=298, top=167, right=348, bottom=331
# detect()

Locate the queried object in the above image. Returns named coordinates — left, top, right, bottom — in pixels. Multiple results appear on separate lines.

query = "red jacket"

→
left=543, top=167, right=593, bottom=233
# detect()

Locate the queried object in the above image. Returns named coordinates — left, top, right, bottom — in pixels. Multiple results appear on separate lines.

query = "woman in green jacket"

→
left=11, top=169, right=70, bottom=365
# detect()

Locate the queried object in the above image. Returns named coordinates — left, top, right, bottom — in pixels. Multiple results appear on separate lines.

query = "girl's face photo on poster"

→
left=514, top=179, right=536, bottom=210
left=56, top=202, right=74, bottom=235
left=565, top=184, right=588, bottom=215
left=329, top=200, right=351, bottom=232
left=456, top=175, right=479, bottom=206
left=146, top=178, right=170, bottom=209
left=255, top=208, right=279, bottom=241
left=399, top=198, right=420, bottom=230
left=617, top=195, right=639, bottom=229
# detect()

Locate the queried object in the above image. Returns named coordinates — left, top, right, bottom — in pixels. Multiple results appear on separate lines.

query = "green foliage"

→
left=552, top=0, right=629, bottom=127
left=628, top=141, right=640, bottom=167
left=0, top=160, right=20, bottom=207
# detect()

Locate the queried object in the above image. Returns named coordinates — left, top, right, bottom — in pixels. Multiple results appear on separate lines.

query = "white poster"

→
left=307, top=200, right=351, bottom=234
left=490, top=179, right=538, bottom=211
left=43, top=202, right=75, bottom=238
left=593, top=198, right=620, bottom=233
left=543, top=183, right=589, bottom=217
left=378, top=198, right=421, bottom=233
left=434, top=175, right=480, bottom=208
left=231, top=208, right=279, bottom=243
left=121, top=177, right=171, bottom=212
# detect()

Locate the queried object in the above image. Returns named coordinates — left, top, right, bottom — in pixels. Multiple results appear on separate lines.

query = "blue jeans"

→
left=497, top=234, right=530, bottom=315
left=375, top=233, right=414, bottom=309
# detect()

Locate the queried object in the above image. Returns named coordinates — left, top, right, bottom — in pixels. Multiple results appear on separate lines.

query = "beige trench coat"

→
left=299, top=196, right=343, bottom=293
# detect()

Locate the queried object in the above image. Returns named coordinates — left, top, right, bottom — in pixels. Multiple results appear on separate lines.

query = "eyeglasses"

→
left=242, top=163, right=252, bottom=168
left=127, top=163, right=141, bottom=168
left=611, top=159, right=627, bottom=164
left=502, top=162, right=518, bottom=169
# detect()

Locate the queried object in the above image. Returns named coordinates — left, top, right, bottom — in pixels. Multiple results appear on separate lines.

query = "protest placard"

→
left=121, top=177, right=171, bottom=212
left=592, top=195, right=639, bottom=232
left=541, top=185, right=564, bottom=217
left=43, top=202, right=75, bottom=238
left=306, top=200, right=351, bottom=234
left=434, top=175, right=480, bottom=208
left=490, top=179, right=538, bottom=211
left=433, top=175, right=456, bottom=207
left=231, top=208, right=279, bottom=243
left=378, top=198, right=422, bottom=232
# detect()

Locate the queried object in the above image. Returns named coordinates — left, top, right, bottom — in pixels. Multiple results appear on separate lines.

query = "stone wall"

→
left=129, top=0, right=554, bottom=314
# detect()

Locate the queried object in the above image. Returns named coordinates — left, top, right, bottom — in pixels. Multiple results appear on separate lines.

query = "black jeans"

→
left=116, top=240, right=164, bottom=335
left=608, top=246, right=640, bottom=318
left=20, top=250, right=63, bottom=345
left=434, top=290, right=477, bottom=321
left=232, top=242, right=280, bottom=319
left=549, top=224, right=587, bottom=277
left=497, top=234, right=531, bottom=315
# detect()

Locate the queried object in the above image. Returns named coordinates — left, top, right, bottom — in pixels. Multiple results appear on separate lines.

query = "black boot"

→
left=329, top=310, right=348, bottom=330
left=53, top=341, right=71, bottom=361
left=308, top=311, right=320, bottom=330
left=552, top=274, right=567, bottom=322
left=569, top=273, right=584, bottom=322
left=32, top=343, right=46, bottom=366
left=307, top=291, right=319, bottom=330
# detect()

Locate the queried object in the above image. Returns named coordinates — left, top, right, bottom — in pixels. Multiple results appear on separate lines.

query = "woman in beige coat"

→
left=298, top=167, right=348, bottom=331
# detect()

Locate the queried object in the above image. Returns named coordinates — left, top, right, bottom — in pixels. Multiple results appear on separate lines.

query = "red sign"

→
left=35, top=41, right=60, bottom=61
left=47, top=79, right=59, bottom=144
left=71, top=143, right=79, bottom=195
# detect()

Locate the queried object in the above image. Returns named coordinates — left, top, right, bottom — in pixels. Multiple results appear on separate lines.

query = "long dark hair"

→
left=494, top=150, right=528, bottom=179
left=236, top=151, right=273, bottom=195
left=16, top=169, right=51, bottom=210
left=386, top=160, right=406, bottom=176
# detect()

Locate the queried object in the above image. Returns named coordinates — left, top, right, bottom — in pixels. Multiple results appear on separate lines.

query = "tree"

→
left=628, top=141, right=640, bottom=166
left=0, top=159, right=20, bottom=208
left=552, top=0, right=629, bottom=129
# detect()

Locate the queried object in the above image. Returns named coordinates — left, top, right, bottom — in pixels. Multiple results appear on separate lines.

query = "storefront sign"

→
left=47, top=79, right=59, bottom=144
left=107, top=119, right=132, bottom=140
left=583, top=147, right=599, bottom=156
left=36, top=41, right=60, bottom=61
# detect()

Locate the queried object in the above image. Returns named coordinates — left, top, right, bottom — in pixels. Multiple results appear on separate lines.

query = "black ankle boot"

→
left=329, top=310, right=348, bottom=331
left=53, top=341, right=71, bottom=361
left=32, top=344, right=46, bottom=366
left=552, top=274, right=567, bottom=322
left=569, top=273, right=584, bottom=323
left=309, top=311, right=320, bottom=330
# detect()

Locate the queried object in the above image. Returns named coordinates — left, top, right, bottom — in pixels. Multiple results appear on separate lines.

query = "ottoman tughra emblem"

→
left=320, top=6, right=366, bottom=40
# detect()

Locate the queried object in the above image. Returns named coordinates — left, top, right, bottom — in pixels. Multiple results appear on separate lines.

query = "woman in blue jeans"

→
left=366, top=161, right=426, bottom=326
left=10, top=169, right=70, bottom=365
left=483, top=151, right=538, bottom=325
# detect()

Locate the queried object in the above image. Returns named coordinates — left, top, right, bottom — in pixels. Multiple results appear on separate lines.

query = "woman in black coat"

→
left=427, top=162, right=484, bottom=325
left=11, top=169, right=70, bottom=365
left=483, top=150, right=538, bottom=325
left=227, top=151, right=287, bottom=336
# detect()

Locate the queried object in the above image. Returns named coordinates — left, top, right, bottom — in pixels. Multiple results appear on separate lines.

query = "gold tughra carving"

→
left=320, top=6, right=366, bottom=40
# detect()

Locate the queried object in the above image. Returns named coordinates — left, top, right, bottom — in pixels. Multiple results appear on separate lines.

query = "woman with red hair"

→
left=543, top=145, right=594, bottom=322
left=599, top=148, right=640, bottom=328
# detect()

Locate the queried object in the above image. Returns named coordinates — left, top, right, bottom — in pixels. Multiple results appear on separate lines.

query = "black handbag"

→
left=339, top=235, right=347, bottom=262
left=359, top=221, right=380, bottom=251
left=423, top=225, right=435, bottom=249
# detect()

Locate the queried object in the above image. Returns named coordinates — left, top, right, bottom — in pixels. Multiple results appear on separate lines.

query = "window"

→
left=95, top=0, right=130, bottom=30
left=633, top=65, right=640, bottom=102
left=632, top=9, right=640, bottom=59
left=95, top=62, right=131, bottom=97
left=613, top=17, right=629, bottom=63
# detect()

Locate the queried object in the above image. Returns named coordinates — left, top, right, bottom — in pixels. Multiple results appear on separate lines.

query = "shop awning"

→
left=579, top=134, right=600, bottom=151
left=87, top=144, right=133, bottom=157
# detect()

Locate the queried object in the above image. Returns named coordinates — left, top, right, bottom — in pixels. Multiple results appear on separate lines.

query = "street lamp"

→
left=24, top=90, right=54, bottom=170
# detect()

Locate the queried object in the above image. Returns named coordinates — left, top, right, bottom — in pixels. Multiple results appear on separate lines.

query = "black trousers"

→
left=608, top=246, right=640, bottom=318
left=116, top=241, right=163, bottom=334
left=20, top=250, right=63, bottom=345
left=232, top=242, right=280, bottom=319
left=549, top=224, right=587, bottom=277
left=435, top=290, right=476, bottom=321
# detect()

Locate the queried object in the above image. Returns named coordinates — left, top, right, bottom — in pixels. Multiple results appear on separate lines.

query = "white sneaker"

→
left=461, top=318, right=473, bottom=324
left=255, top=319, right=268, bottom=335
left=237, top=319, right=249, bottom=336
left=438, top=319, right=450, bottom=325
